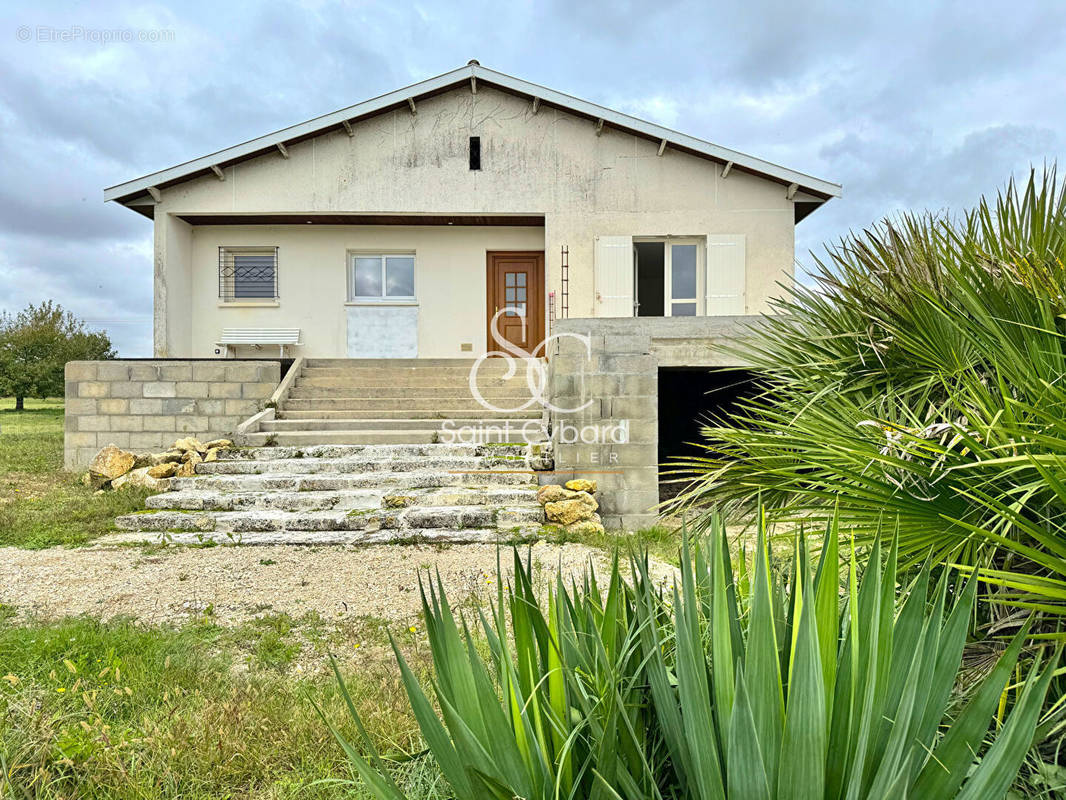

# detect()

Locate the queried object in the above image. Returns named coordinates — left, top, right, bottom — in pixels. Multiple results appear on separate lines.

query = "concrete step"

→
left=105, top=527, right=535, bottom=546
left=219, top=443, right=526, bottom=461
left=197, top=455, right=526, bottom=475
left=146, top=486, right=539, bottom=512
left=115, top=504, right=544, bottom=534
left=275, top=409, right=543, bottom=420
left=303, top=358, right=537, bottom=369
left=286, top=386, right=531, bottom=400
left=294, top=375, right=534, bottom=389
left=260, top=418, right=540, bottom=432
left=244, top=430, right=440, bottom=446
left=169, top=469, right=537, bottom=493
left=248, top=430, right=544, bottom=447
left=282, top=397, right=536, bottom=411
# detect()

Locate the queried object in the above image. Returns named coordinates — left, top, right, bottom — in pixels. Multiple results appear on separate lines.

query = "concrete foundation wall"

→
left=64, top=360, right=280, bottom=470
left=547, top=316, right=759, bottom=529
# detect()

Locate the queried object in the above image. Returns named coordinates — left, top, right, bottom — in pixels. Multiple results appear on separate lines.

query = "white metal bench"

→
left=215, top=328, right=302, bottom=358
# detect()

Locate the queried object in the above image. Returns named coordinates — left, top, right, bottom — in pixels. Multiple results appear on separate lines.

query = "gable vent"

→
left=469, top=136, right=481, bottom=171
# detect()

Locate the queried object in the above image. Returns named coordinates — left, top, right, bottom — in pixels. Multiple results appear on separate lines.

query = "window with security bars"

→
left=219, top=247, right=278, bottom=301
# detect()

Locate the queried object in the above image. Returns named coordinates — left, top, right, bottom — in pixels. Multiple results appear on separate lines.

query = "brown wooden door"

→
left=486, top=251, right=544, bottom=353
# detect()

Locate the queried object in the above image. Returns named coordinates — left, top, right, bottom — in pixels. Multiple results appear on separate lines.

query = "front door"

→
left=486, top=251, right=544, bottom=353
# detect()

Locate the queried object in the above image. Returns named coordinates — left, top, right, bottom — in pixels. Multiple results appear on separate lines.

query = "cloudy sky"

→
left=1, top=1, right=1064, bottom=355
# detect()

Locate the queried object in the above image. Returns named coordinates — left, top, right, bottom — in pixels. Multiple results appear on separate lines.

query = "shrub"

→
left=669, top=169, right=1066, bottom=619
left=324, top=517, right=1057, bottom=799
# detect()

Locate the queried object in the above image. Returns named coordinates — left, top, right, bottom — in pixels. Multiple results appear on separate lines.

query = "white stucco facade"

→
left=127, top=76, right=835, bottom=359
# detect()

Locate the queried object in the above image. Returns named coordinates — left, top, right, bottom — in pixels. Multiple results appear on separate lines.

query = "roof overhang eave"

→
left=104, top=63, right=842, bottom=206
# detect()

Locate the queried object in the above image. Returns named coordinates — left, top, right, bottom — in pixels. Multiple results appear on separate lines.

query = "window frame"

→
left=219, top=246, right=279, bottom=304
left=633, top=237, right=704, bottom=316
left=346, top=251, right=417, bottom=304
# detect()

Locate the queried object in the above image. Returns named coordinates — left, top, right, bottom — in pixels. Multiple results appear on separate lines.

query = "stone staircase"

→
left=112, top=359, right=551, bottom=545
left=242, top=358, right=546, bottom=446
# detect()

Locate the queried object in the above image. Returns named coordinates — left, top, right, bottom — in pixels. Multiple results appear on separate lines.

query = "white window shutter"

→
left=594, top=235, right=634, bottom=317
left=705, top=234, right=746, bottom=315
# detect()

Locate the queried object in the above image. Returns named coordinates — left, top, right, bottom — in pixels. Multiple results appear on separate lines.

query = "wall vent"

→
left=469, top=136, right=481, bottom=170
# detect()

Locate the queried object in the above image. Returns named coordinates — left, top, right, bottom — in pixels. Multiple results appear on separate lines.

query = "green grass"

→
left=0, top=398, right=64, bottom=475
left=0, top=398, right=151, bottom=548
left=542, top=522, right=683, bottom=563
left=0, top=612, right=442, bottom=799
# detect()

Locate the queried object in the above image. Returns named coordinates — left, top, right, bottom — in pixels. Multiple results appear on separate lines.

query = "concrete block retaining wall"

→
left=547, top=316, right=758, bottom=530
left=64, top=360, right=281, bottom=470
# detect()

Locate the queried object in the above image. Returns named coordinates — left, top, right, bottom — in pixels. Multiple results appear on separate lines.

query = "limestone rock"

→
left=383, top=495, right=416, bottom=508
left=150, top=451, right=184, bottom=465
left=564, top=513, right=604, bottom=537
left=88, top=445, right=136, bottom=488
left=180, top=449, right=201, bottom=463
left=537, top=484, right=578, bottom=505
left=565, top=479, right=597, bottom=494
left=544, top=493, right=598, bottom=525
left=147, top=462, right=178, bottom=479
left=203, top=448, right=219, bottom=462
left=177, top=451, right=202, bottom=477
left=172, top=437, right=205, bottom=454
left=203, top=438, right=233, bottom=450
left=526, top=441, right=554, bottom=471
left=80, top=472, right=92, bottom=488
left=111, top=466, right=171, bottom=491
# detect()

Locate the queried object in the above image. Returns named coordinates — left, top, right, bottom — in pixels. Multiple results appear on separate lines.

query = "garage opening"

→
left=658, top=367, right=762, bottom=501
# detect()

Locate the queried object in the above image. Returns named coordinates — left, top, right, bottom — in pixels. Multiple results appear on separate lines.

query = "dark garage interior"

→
left=657, top=367, right=762, bottom=500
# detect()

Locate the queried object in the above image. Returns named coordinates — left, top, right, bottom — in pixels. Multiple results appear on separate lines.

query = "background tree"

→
left=0, top=301, right=114, bottom=410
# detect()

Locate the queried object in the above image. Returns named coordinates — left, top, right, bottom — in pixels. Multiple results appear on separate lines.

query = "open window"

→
left=634, top=239, right=702, bottom=317
left=595, top=234, right=746, bottom=317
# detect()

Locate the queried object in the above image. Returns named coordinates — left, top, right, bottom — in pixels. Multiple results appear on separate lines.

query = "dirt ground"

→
left=0, top=541, right=674, bottom=628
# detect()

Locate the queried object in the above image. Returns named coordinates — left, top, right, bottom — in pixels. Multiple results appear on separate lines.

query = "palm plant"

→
left=324, top=516, right=1057, bottom=799
left=668, top=168, right=1066, bottom=619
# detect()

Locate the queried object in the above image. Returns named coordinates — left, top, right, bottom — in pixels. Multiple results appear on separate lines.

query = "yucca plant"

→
left=323, top=549, right=668, bottom=799
left=668, top=168, right=1066, bottom=620
left=636, top=517, right=1057, bottom=799
left=324, top=515, right=1058, bottom=799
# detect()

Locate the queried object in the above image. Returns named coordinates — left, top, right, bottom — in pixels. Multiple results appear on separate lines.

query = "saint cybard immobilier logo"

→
left=438, top=307, right=630, bottom=446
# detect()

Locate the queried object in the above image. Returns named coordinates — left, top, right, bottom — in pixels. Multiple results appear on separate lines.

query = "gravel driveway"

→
left=0, top=541, right=669, bottom=627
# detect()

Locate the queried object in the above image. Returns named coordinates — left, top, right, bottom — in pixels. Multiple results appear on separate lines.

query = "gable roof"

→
left=104, top=61, right=841, bottom=213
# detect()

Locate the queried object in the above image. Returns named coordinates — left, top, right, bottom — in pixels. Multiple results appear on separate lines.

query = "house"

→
left=104, top=61, right=840, bottom=360
left=90, top=62, right=841, bottom=531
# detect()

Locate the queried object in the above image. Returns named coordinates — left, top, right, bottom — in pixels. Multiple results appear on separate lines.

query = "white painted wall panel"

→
left=346, top=305, right=418, bottom=357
